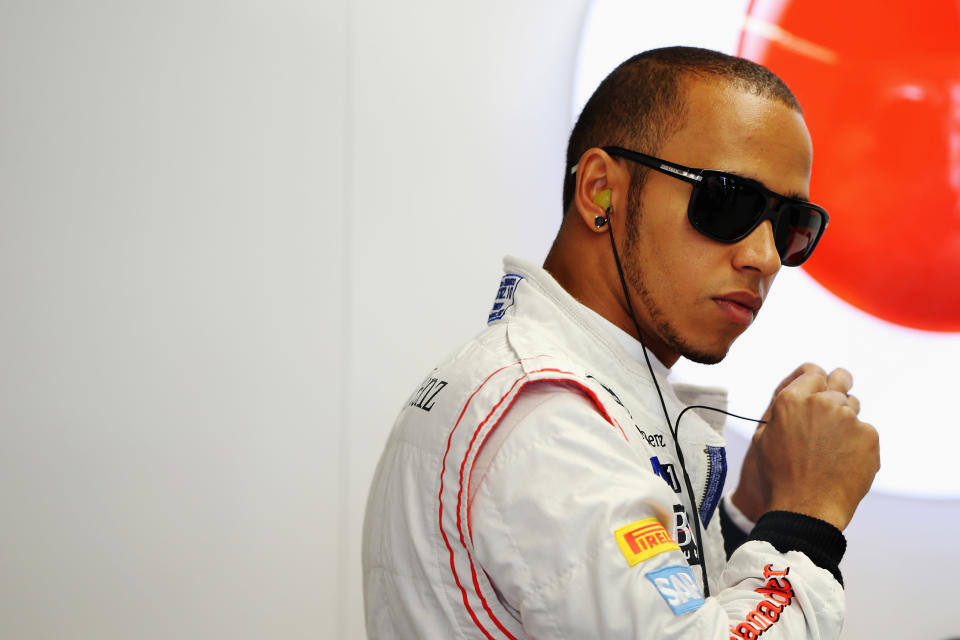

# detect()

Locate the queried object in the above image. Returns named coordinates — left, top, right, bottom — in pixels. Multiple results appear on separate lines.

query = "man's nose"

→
left=732, top=220, right=781, bottom=275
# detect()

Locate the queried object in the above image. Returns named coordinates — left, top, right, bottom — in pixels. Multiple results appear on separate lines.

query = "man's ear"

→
left=571, top=147, right=631, bottom=233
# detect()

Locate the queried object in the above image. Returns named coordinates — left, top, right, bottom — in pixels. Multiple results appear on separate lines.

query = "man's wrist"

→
left=729, top=487, right=764, bottom=523
left=766, top=496, right=849, bottom=531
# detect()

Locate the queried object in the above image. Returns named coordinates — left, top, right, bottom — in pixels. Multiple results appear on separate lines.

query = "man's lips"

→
left=713, top=292, right=763, bottom=325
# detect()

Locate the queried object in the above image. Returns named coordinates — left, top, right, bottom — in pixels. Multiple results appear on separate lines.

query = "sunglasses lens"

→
left=691, top=174, right=827, bottom=266
left=775, top=205, right=826, bottom=266
left=690, top=174, right=767, bottom=239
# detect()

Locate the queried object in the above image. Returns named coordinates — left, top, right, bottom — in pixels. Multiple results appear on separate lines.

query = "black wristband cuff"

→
left=746, top=510, right=847, bottom=587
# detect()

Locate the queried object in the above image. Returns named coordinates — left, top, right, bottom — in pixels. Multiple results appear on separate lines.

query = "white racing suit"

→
left=363, top=257, right=846, bottom=639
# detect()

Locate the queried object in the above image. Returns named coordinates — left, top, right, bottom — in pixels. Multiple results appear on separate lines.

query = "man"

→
left=363, top=46, right=879, bottom=638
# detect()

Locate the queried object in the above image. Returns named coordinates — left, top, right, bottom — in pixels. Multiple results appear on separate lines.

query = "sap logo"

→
left=645, top=565, right=705, bottom=615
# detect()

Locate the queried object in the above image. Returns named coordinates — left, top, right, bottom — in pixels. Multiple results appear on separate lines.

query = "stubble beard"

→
left=622, top=182, right=727, bottom=366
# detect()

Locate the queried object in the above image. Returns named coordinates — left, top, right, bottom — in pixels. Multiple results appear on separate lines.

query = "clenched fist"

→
left=731, top=363, right=880, bottom=531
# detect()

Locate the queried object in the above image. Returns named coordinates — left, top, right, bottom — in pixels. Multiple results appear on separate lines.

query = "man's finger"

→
left=795, top=362, right=827, bottom=378
left=826, top=368, right=853, bottom=394
left=785, top=368, right=828, bottom=393
left=775, top=363, right=826, bottom=396
left=847, top=394, right=861, bottom=416
left=815, top=390, right=861, bottom=417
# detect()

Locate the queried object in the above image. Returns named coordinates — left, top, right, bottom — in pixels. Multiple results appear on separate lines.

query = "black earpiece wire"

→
left=603, top=205, right=767, bottom=597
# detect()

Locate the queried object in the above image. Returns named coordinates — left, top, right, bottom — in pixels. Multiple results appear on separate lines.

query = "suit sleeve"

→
left=469, top=387, right=845, bottom=639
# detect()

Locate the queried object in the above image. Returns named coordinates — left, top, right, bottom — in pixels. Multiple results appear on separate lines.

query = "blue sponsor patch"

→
left=650, top=455, right=681, bottom=493
left=699, top=445, right=727, bottom=527
left=487, top=273, right=523, bottom=323
left=645, top=565, right=705, bottom=615
left=650, top=455, right=665, bottom=479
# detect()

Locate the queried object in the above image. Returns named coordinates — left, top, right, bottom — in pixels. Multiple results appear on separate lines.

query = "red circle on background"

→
left=739, top=0, right=960, bottom=332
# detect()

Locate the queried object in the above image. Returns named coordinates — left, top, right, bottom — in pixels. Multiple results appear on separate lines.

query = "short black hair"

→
left=562, top=46, right=801, bottom=214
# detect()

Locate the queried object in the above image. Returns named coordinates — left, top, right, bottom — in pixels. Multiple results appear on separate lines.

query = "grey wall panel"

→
left=0, top=1, right=345, bottom=637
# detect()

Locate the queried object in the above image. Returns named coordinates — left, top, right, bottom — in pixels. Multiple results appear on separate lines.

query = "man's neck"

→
left=544, top=235, right=678, bottom=367
left=580, top=305, right=672, bottom=375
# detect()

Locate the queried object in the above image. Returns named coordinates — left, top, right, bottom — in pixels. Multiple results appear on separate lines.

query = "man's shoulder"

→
left=431, top=313, right=580, bottom=389
left=405, top=305, right=593, bottom=413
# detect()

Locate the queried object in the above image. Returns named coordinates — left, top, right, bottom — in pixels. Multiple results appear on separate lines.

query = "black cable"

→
left=672, top=405, right=766, bottom=441
left=605, top=223, right=676, bottom=454
left=605, top=214, right=766, bottom=598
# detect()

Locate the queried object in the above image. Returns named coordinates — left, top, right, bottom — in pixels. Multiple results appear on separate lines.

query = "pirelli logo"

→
left=614, top=518, right=680, bottom=566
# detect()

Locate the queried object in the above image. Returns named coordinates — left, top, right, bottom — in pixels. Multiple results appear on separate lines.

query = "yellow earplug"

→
left=593, top=189, right=612, bottom=210
left=592, top=189, right=612, bottom=229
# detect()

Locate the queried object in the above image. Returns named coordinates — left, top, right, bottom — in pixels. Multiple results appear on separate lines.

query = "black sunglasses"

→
left=599, top=146, right=829, bottom=267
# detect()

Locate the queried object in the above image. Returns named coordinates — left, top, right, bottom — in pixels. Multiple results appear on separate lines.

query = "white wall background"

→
left=0, top=1, right=956, bottom=638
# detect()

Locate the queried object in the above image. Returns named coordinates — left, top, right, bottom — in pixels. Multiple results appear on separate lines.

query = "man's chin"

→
left=679, top=342, right=730, bottom=365
left=682, top=351, right=725, bottom=366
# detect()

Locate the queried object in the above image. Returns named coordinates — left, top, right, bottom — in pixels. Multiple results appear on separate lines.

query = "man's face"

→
left=621, top=78, right=814, bottom=365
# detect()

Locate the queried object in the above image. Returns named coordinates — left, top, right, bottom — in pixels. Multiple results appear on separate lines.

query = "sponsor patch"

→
left=487, top=273, right=523, bottom=323
left=673, top=504, right=701, bottom=565
left=700, top=445, right=727, bottom=527
left=407, top=375, right=448, bottom=412
left=650, top=455, right=681, bottom=492
left=645, top=565, right=705, bottom=615
left=729, top=565, right=795, bottom=639
left=638, top=429, right=666, bottom=448
left=614, top=517, right=679, bottom=566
